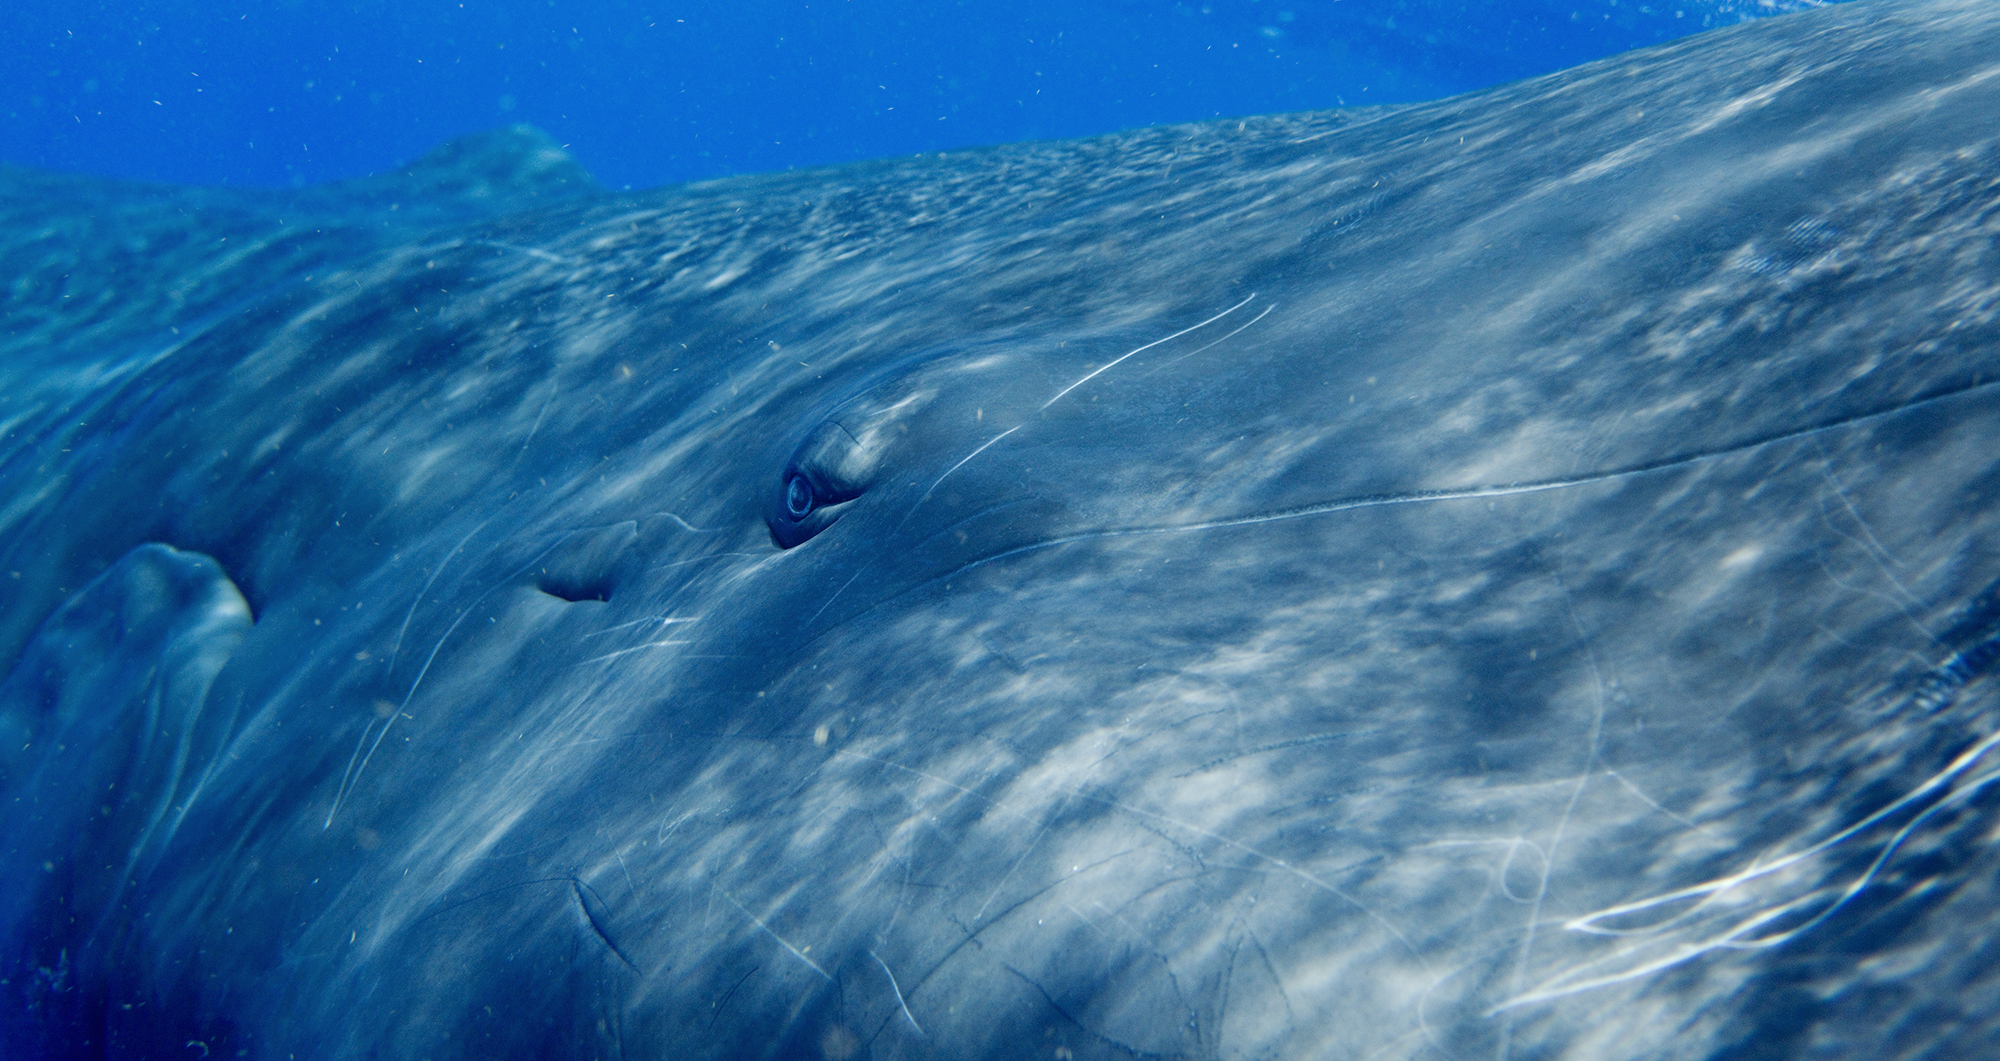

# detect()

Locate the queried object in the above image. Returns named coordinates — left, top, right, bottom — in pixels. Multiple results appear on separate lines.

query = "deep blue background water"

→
left=6, top=0, right=1827, bottom=192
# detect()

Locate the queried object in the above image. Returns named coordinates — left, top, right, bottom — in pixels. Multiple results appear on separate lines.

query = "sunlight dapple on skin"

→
left=3, top=1, right=2000, bottom=1057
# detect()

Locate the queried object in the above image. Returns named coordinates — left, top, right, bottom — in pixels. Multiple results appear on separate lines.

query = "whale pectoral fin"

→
left=0, top=543, right=251, bottom=975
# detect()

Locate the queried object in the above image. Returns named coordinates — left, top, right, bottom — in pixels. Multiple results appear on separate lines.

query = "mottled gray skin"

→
left=4, top=1, right=2000, bottom=1057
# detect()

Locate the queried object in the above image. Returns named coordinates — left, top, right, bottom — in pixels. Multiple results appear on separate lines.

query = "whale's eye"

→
left=767, top=401, right=908, bottom=549
left=785, top=474, right=815, bottom=518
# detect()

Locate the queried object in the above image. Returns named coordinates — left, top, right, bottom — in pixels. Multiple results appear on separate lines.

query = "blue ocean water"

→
left=5, top=0, right=1829, bottom=191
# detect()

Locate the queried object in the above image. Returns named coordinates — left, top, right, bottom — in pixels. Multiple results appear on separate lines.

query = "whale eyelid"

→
left=768, top=417, right=885, bottom=546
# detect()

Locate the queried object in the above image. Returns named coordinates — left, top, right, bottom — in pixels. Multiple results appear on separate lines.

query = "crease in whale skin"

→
left=4, top=0, right=2000, bottom=1058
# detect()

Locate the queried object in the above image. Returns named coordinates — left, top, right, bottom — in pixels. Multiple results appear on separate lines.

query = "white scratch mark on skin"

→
left=332, top=536, right=570, bottom=828
left=578, top=640, right=692, bottom=666
left=1089, top=899, right=1148, bottom=941
left=921, top=425, right=1021, bottom=507
left=657, top=811, right=695, bottom=843
left=1817, top=457, right=1901, bottom=570
left=1496, top=726, right=2000, bottom=1011
left=975, top=806, right=1060, bottom=921
left=651, top=551, right=762, bottom=572
left=1083, top=791, right=1426, bottom=962
left=328, top=720, right=380, bottom=832
left=829, top=707, right=1400, bottom=953
left=871, top=950, right=926, bottom=1036
left=513, top=386, right=555, bottom=472
left=958, top=375, right=2000, bottom=577
left=584, top=615, right=703, bottom=638
left=1814, top=450, right=1938, bottom=644
left=1498, top=587, right=1605, bottom=1061
left=327, top=601, right=477, bottom=828
left=882, top=426, right=1027, bottom=547
left=1151, top=302, right=1276, bottom=370
left=389, top=518, right=492, bottom=671
left=1042, top=293, right=1258, bottom=409
left=1060, top=901, right=1109, bottom=938
left=721, top=890, right=832, bottom=981
left=807, top=567, right=869, bottom=627
left=468, top=239, right=574, bottom=264
left=1604, top=768, right=1715, bottom=835
left=1357, top=1024, right=1434, bottom=1061
left=1497, top=838, right=1553, bottom=904
left=1813, top=556, right=1940, bottom=658
left=827, top=747, right=1036, bottom=826
left=644, top=510, right=719, bottom=533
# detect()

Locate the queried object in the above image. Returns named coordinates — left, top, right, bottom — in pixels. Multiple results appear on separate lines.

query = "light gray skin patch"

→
left=4, top=0, right=2000, bottom=1057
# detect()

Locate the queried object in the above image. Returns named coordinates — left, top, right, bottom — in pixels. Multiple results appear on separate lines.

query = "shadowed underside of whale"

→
left=3, top=0, right=2000, bottom=1058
